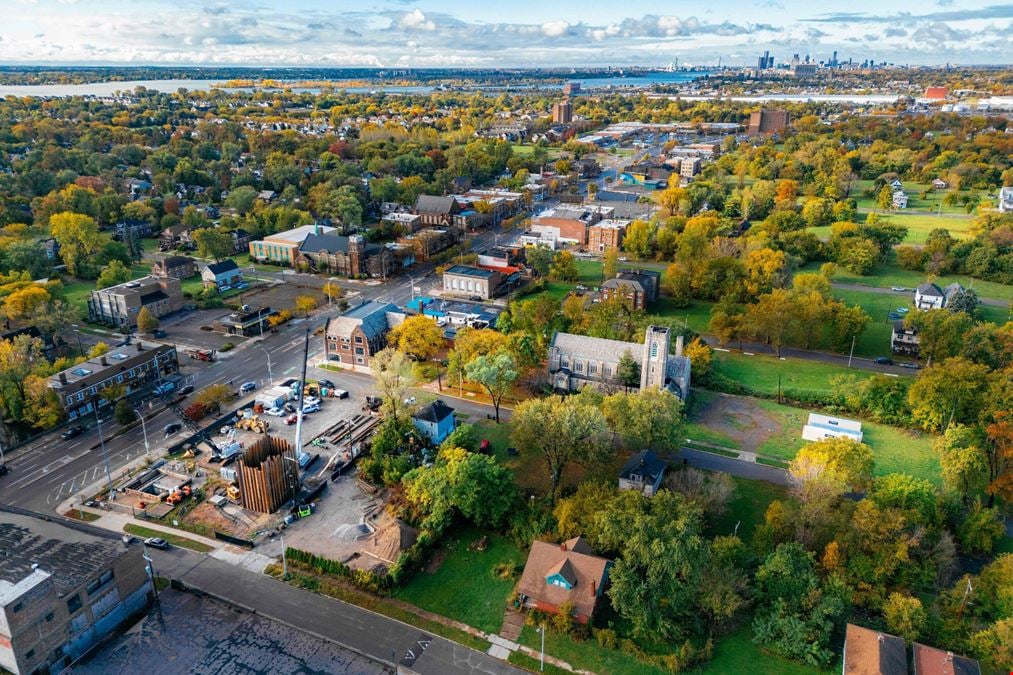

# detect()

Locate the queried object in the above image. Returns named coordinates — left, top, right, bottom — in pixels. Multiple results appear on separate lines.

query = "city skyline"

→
left=1, top=0, right=1011, bottom=67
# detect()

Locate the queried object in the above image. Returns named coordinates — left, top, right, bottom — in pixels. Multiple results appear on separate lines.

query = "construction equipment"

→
left=226, top=484, right=240, bottom=501
left=186, top=348, right=216, bottom=362
left=156, top=387, right=220, bottom=456
left=235, top=416, right=270, bottom=433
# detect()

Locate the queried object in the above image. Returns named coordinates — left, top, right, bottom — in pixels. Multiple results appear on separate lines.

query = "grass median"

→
left=123, top=524, right=214, bottom=553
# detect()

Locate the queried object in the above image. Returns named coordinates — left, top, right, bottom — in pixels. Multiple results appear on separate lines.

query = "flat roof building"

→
left=803, top=413, right=863, bottom=443
left=442, top=265, right=504, bottom=300
left=87, top=276, right=183, bottom=327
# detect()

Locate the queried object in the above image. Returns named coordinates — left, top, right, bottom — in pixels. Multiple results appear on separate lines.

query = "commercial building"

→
left=380, top=211, right=422, bottom=232
left=296, top=232, right=410, bottom=278
left=680, top=157, right=702, bottom=178
left=48, top=342, right=179, bottom=421
left=87, top=276, right=183, bottom=327
left=802, top=413, right=864, bottom=443
left=442, top=265, right=504, bottom=300
left=551, top=99, right=573, bottom=124
left=249, top=224, right=337, bottom=266
left=747, top=109, right=790, bottom=136
left=0, top=507, right=151, bottom=675
left=324, top=301, right=405, bottom=369
left=548, top=326, right=691, bottom=400
left=530, top=205, right=613, bottom=247
left=396, top=228, right=459, bottom=261
left=213, top=305, right=279, bottom=337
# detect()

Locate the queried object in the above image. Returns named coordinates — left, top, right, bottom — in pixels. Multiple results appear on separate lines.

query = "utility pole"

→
left=848, top=334, right=856, bottom=368
left=281, top=534, right=287, bottom=578
left=290, top=327, right=311, bottom=504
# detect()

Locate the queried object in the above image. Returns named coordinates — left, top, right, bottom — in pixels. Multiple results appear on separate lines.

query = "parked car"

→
left=899, top=362, right=922, bottom=370
left=143, top=537, right=169, bottom=550
left=302, top=402, right=320, bottom=414
left=891, top=286, right=908, bottom=292
left=896, top=307, right=909, bottom=314
left=332, top=389, right=349, bottom=399
left=285, top=413, right=300, bottom=425
left=178, top=384, right=194, bottom=397
left=240, top=381, right=257, bottom=394
left=61, top=425, right=85, bottom=440
left=303, top=396, right=321, bottom=407
left=265, top=407, right=286, bottom=417
left=219, top=285, right=232, bottom=293
left=874, top=357, right=894, bottom=365
left=152, top=329, right=167, bottom=338
left=888, top=312, right=902, bottom=320
left=235, top=281, right=249, bottom=289
left=317, top=379, right=336, bottom=389
left=163, top=422, right=182, bottom=436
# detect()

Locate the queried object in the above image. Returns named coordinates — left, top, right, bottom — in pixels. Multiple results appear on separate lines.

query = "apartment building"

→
left=587, top=220, right=628, bottom=252
left=48, top=342, right=179, bottom=420
left=530, top=205, right=614, bottom=247
left=0, top=508, right=150, bottom=675
left=87, top=276, right=183, bottom=327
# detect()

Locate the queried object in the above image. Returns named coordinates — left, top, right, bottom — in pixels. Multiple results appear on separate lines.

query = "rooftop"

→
left=413, top=399, right=455, bottom=424
left=93, top=275, right=164, bottom=295
left=444, top=265, right=495, bottom=279
left=843, top=624, right=907, bottom=675
left=0, top=507, right=126, bottom=600
left=50, top=341, right=174, bottom=388
left=264, top=224, right=337, bottom=245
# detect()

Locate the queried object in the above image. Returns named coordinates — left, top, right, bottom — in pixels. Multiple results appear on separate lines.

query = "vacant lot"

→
left=809, top=213, right=975, bottom=245
left=711, top=351, right=888, bottom=396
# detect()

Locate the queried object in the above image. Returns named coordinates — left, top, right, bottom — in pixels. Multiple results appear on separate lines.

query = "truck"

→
left=153, top=381, right=176, bottom=396
left=186, top=348, right=216, bottom=362
left=214, top=440, right=242, bottom=462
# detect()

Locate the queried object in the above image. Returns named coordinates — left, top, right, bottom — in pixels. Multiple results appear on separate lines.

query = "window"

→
left=45, top=612, right=54, bottom=622
left=560, top=356, right=569, bottom=368
left=355, top=348, right=364, bottom=355
left=66, top=396, right=73, bottom=405
left=603, top=366, right=612, bottom=377
left=354, top=336, right=363, bottom=343
left=25, top=649, right=34, bottom=660
left=115, top=375, right=123, bottom=383
left=589, top=363, right=597, bottom=375
left=650, top=342, right=658, bottom=358
left=76, top=392, right=84, bottom=402
left=12, top=601, right=22, bottom=613
left=574, top=361, right=583, bottom=373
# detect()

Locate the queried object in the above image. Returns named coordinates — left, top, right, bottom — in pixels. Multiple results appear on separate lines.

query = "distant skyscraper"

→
left=552, top=99, right=573, bottom=124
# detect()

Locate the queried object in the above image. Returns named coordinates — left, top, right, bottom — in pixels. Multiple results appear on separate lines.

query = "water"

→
left=0, top=71, right=710, bottom=98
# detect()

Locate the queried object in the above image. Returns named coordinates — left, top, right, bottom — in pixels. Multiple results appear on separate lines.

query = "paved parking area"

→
left=158, top=308, right=248, bottom=351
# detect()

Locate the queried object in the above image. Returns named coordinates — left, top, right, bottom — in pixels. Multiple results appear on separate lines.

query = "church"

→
left=547, top=325, right=691, bottom=400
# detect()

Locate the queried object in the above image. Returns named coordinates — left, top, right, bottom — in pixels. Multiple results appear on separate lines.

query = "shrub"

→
left=220, top=342, right=235, bottom=352
left=594, top=627, right=618, bottom=650
left=492, top=561, right=521, bottom=581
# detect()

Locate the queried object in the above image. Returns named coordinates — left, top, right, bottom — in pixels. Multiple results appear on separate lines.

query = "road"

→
left=831, top=281, right=1009, bottom=309
left=151, top=546, right=520, bottom=675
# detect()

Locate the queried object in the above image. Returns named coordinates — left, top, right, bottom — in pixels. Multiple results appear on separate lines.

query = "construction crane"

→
left=155, top=388, right=221, bottom=456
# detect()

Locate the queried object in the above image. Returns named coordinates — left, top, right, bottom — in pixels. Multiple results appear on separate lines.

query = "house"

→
left=249, top=224, right=337, bottom=266
left=39, top=238, right=59, bottom=260
left=323, top=300, right=405, bottom=369
left=88, top=276, right=183, bottom=327
left=127, top=177, right=153, bottom=198
left=890, top=179, right=904, bottom=190
left=571, top=158, right=601, bottom=179
left=600, top=271, right=660, bottom=310
left=296, top=233, right=406, bottom=278
left=802, top=413, right=863, bottom=443
left=842, top=624, right=981, bottom=675
left=892, top=191, right=909, bottom=209
left=618, top=450, right=666, bottom=497
left=201, top=259, right=243, bottom=290
left=256, top=190, right=277, bottom=203
left=931, top=178, right=949, bottom=190
left=48, top=342, right=179, bottom=420
left=442, top=265, right=504, bottom=300
left=912, top=642, right=981, bottom=675
left=412, top=400, right=457, bottom=444
left=891, top=320, right=920, bottom=356
left=159, top=223, right=195, bottom=251
left=151, top=255, right=197, bottom=280
left=548, top=326, right=691, bottom=401
left=914, top=282, right=963, bottom=310
left=998, top=186, right=1013, bottom=213
left=414, top=195, right=463, bottom=227
left=0, top=507, right=151, bottom=675
left=517, top=537, right=611, bottom=624
left=842, top=624, right=907, bottom=675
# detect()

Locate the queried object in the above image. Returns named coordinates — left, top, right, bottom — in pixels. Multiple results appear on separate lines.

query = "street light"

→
left=93, top=406, right=114, bottom=499
left=258, top=346, right=274, bottom=385
left=142, top=550, right=159, bottom=600
left=70, top=324, right=85, bottom=357
left=134, top=407, right=149, bottom=453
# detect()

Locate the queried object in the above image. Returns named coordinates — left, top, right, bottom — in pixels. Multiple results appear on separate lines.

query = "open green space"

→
left=809, top=212, right=974, bottom=245
left=710, top=475, right=789, bottom=539
left=123, top=524, right=214, bottom=552
left=517, top=624, right=668, bottom=675
left=394, top=526, right=525, bottom=634
left=711, top=351, right=888, bottom=396
left=849, top=179, right=989, bottom=215
left=752, top=399, right=940, bottom=484
left=704, top=622, right=833, bottom=675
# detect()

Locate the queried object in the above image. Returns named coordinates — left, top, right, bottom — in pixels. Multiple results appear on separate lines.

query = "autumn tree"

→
left=194, top=383, right=233, bottom=413
left=388, top=315, right=444, bottom=361
left=883, top=593, right=925, bottom=643
left=623, top=219, right=654, bottom=259
left=983, top=412, right=1013, bottom=506
left=371, top=348, right=416, bottom=424
left=0, top=335, right=45, bottom=422
left=294, top=294, right=318, bottom=317
left=789, top=437, right=874, bottom=545
left=321, top=282, right=344, bottom=304
left=905, top=309, right=973, bottom=366
left=908, top=357, right=991, bottom=432
left=49, top=212, right=107, bottom=277
left=464, top=351, right=517, bottom=423
left=96, top=259, right=131, bottom=289
left=935, top=424, right=989, bottom=501
left=2, top=286, right=51, bottom=324
left=191, top=228, right=234, bottom=261
left=511, top=394, right=609, bottom=501
left=548, top=250, right=578, bottom=282
left=602, top=247, right=619, bottom=280
left=746, top=289, right=796, bottom=357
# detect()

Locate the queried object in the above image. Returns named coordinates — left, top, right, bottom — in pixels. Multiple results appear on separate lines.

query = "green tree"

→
left=602, top=247, right=619, bottom=280
left=883, top=593, right=926, bottom=643
left=908, top=358, right=991, bottom=432
left=191, top=228, right=235, bottom=261
left=549, top=250, right=578, bottom=282
left=525, top=246, right=553, bottom=277
left=616, top=350, right=640, bottom=392
left=935, top=424, right=989, bottom=500
left=829, top=303, right=870, bottom=353
left=603, top=388, right=684, bottom=451
left=136, top=306, right=160, bottom=334
left=388, top=315, right=444, bottom=361
left=464, top=351, right=518, bottom=423
left=905, top=309, right=973, bottom=366
left=371, top=348, right=416, bottom=424
left=224, top=185, right=259, bottom=214
left=510, top=395, right=609, bottom=501
left=788, top=437, right=874, bottom=545
left=403, top=446, right=516, bottom=527
left=114, top=399, right=137, bottom=426
left=96, top=259, right=131, bottom=290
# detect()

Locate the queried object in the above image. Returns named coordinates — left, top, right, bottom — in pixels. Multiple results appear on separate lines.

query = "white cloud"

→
left=540, top=20, right=570, bottom=37
left=399, top=9, right=435, bottom=31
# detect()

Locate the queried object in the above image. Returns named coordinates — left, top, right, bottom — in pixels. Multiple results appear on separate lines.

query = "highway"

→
left=0, top=225, right=506, bottom=514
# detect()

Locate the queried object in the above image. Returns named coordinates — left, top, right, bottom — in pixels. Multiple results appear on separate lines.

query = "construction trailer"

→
left=235, top=435, right=298, bottom=513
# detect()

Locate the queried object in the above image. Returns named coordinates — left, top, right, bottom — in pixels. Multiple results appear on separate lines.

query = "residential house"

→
left=151, top=255, right=197, bottom=280
left=600, top=270, right=660, bottom=310
left=891, top=320, right=920, bottom=356
left=201, top=260, right=243, bottom=290
left=890, top=178, right=904, bottom=190
left=296, top=233, right=407, bottom=279
left=414, top=195, right=463, bottom=227
left=412, top=400, right=457, bottom=445
left=323, top=301, right=405, bottom=369
left=998, top=186, right=1013, bottom=213
left=114, top=219, right=152, bottom=240
left=442, top=265, right=504, bottom=300
left=126, top=177, right=153, bottom=198
left=548, top=326, right=691, bottom=401
left=39, top=238, right=59, bottom=261
left=841, top=624, right=981, bottom=675
left=802, top=413, right=863, bottom=443
left=88, top=276, right=183, bottom=327
left=0, top=508, right=151, bottom=675
left=229, top=228, right=254, bottom=254
left=249, top=224, right=337, bottom=266
left=159, top=223, right=196, bottom=251
left=587, top=220, right=628, bottom=252
left=892, top=191, right=909, bottom=209
left=914, top=282, right=963, bottom=310
left=516, top=537, right=612, bottom=624
left=912, top=642, right=981, bottom=675
left=931, top=178, right=949, bottom=190
left=618, top=450, right=666, bottom=497
left=256, top=190, right=277, bottom=203
left=48, top=342, right=179, bottom=420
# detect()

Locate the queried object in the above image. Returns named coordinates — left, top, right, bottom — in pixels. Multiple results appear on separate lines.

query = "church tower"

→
left=640, top=325, right=670, bottom=390
left=348, top=234, right=364, bottom=277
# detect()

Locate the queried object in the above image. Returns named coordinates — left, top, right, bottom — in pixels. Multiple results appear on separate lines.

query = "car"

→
left=284, top=402, right=297, bottom=413
left=899, top=362, right=922, bottom=370
left=403, top=396, right=417, bottom=405
left=240, top=381, right=257, bottom=394
left=61, top=425, right=85, bottom=440
left=265, top=407, right=286, bottom=417
left=618, top=256, right=628, bottom=261
left=317, top=379, right=336, bottom=389
left=178, top=384, right=194, bottom=397
left=143, top=537, right=169, bottom=550
left=235, top=281, right=249, bottom=289
left=303, top=396, right=321, bottom=406
left=152, top=329, right=167, bottom=338
left=302, top=403, right=320, bottom=414
left=888, top=312, right=902, bottom=320
left=218, top=285, right=232, bottom=293
left=0, top=464, right=9, bottom=477
left=874, top=357, right=894, bottom=365
left=163, top=422, right=182, bottom=436
left=219, top=425, right=233, bottom=435
left=468, top=296, right=483, bottom=302
left=896, top=307, right=909, bottom=314
left=891, top=286, right=908, bottom=292
left=332, top=389, right=349, bottom=399
left=285, top=413, right=300, bottom=425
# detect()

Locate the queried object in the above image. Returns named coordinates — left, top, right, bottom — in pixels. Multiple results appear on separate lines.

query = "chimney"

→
left=560, top=542, right=566, bottom=551
left=592, top=579, right=597, bottom=595
left=675, top=334, right=684, bottom=357
left=59, top=372, right=67, bottom=384
left=100, top=355, right=108, bottom=366
left=136, top=342, right=144, bottom=352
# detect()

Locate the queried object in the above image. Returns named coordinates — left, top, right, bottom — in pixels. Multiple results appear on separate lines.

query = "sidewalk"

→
left=60, top=503, right=223, bottom=549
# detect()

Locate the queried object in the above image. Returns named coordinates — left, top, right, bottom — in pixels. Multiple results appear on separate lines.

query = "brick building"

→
left=323, top=301, right=405, bottom=369
left=87, top=276, right=183, bottom=327
left=587, top=220, right=628, bottom=252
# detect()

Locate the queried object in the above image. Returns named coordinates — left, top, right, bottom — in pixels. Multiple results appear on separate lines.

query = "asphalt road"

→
left=677, top=447, right=789, bottom=486
left=151, top=547, right=520, bottom=675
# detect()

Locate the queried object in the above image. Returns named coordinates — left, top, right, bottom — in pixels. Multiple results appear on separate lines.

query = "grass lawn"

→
left=752, top=400, right=941, bottom=484
left=58, top=279, right=95, bottom=318
left=711, top=351, right=889, bottom=396
left=394, top=526, right=525, bottom=634
left=704, top=622, right=833, bottom=675
left=123, top=524, right=213, bottom=552
left=809, top=213, right=974, bottom=245
left=799, top=260, right=1013, bottom=304
left=849, top=179, right=988, bottom=216
left=709, top=475, right=789, bottom=539
left=651, top=298, right=714, bottom=335
left=517, top=625, right=668, bottom=675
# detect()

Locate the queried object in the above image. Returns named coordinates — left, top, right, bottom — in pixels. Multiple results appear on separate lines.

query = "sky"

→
left=1, top=0, right=1011, bottom=67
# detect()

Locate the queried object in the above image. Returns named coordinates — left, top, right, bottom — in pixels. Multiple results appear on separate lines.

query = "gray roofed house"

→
left=412, top=400, right=457, bottom=444
left=618, top=450, right=667, bottom=496
left=601, top=270, right=660, bottom=309
left=324, top=300, right=405, bottom=370
left=914, top=281, right=963, bottom=311
left=201, top=259, right=243, bottom=290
